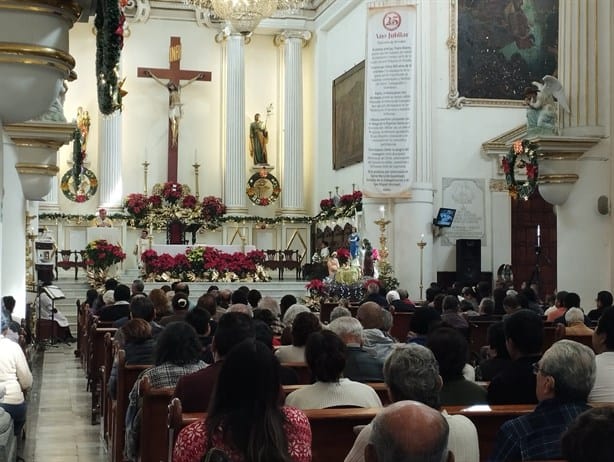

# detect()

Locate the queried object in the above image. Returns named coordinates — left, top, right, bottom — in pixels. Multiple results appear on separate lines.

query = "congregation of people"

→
left=3, top=275, right=614, bottom=461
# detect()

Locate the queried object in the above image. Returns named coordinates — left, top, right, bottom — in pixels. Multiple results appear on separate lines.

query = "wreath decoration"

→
left=246, top=171, right=281, bottom=206
left=95, top=0, right=127, bottom=115
left=502, top=139, right=539, bottom=200
left=61, top=168, right=98, bottom=203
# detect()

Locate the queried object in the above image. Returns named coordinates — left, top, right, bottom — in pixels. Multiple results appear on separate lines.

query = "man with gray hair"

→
left=365, top=400, right=452, bottom=462
left=345, top=344, right=478, bottom=462
left=330, top=305, right=352, bottom=322
left=328, top=317, right=384, bottom=382
left=489, top=339, right=596, bottom=461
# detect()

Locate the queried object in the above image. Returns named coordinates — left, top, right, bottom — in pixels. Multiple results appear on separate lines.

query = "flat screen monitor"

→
left=434, top=208, right=456, bottom=227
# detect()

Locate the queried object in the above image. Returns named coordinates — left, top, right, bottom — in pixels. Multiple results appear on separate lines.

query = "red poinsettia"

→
left=124, top=193, right=149, bottom=218
left=320, top=198, right=334, bottom=210
left=526, top=163, right=538, bottom=180
left=148, top=194, right=162, bottom=208
left=182, top=194, right=198, bottom=209
left=335, top=247, right=351, bottom=264
left=161, top=182, right=183, bottom=203
left=201, top=196, right=226, bottom=221
left=306, top=278, right=325, bottom=294
left=502, top=157, right=511, bottom=174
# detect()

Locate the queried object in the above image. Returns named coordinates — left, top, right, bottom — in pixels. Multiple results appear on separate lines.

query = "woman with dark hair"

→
left=589, top=306, right=614, bottom=402
left=173, top=339, right=311, bottom=462
left=275, top=312, right=321, bottom=363
left=476, top=321, right=511, bottom=381
left=284, top=330, right=382, bottom=409
left=427, top=326, right=487, bottom=406
left=125, top=321, right=206, bottom=460
left=160, top=292, right=190, bottom=326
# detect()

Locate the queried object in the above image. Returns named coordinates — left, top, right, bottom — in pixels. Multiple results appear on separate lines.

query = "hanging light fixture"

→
left=185, top=0, right=306, bottom=35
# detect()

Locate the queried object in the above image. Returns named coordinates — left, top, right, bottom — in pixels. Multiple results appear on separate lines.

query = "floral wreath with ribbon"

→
left=246, top=170, right=281, bottom=206
left=502, top=139, right=539, bottom=200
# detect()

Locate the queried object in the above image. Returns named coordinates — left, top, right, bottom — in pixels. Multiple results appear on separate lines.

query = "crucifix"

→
left=137, top=36, right=211, bottom=182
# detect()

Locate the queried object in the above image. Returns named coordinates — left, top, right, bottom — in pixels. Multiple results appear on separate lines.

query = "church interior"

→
left=1, top=0, right=614, bottom=461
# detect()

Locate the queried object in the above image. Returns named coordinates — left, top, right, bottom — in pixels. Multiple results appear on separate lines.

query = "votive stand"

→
left=373, top=218, right=391, bottom=263
left=417, top=238, right=427, bottom=300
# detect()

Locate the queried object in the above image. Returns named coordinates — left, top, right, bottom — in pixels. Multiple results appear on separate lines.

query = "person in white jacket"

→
left=0, top=317, right=33, bottom=437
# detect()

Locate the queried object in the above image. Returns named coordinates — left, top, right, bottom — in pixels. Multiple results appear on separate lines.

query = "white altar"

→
left=86, top=227, right=122, bottom=245
left=152, top=244, right=257, bottom=256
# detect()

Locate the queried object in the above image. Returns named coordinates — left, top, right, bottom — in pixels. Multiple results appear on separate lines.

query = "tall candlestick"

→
left=142, top=160, right=150, bottom=195
left=537, top=224, right=541, bottom=247
left=193, top=161, right=201, bottom=199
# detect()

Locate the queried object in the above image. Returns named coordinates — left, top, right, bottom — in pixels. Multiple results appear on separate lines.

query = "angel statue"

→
left=524, top=75, right=570, bottom=136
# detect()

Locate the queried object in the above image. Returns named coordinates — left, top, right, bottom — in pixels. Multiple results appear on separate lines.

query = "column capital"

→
left=273, top=30, right=312, bottom=47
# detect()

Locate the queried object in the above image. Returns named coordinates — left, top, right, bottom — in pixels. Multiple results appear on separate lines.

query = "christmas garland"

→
left=502, top=139, right=539, bottom=200
left=95, top=0, right=126, bottom=114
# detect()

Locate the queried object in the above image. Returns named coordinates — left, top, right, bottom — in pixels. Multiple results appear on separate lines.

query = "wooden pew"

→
left=167, top=403, right=379, bottom=462
left=101, top=332, right=116, bottom=447
left=280, top=362, right=313, bottom=385
left=390, top=312, right=413, bottom=341
left=138, top=376, right=175, bottom=462
left=444, top=404, right=536, bottom=461
left=468, top=320, right=496, bottom=356
left=553, top=323, right=595, bottom=350
left=112, top=351, right=151, bottom=462
left=88, top=323, right=117, bottom=424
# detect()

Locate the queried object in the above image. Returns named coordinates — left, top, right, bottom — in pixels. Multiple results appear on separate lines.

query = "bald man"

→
left=365, top=400, right=452, bottom=462
left=357, top=302, right=395, bottom=361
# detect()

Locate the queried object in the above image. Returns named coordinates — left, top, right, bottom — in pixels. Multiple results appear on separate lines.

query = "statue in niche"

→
left=525, top=75, right=569, bottom=136
left=34, top=80, right=68, bottom=123
left=249, top=113, right=269, bottom=165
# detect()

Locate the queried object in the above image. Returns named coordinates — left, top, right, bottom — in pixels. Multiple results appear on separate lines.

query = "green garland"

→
left=502, top=139, right=539, bottom=200
left=95, top=0, right=124, bottom=114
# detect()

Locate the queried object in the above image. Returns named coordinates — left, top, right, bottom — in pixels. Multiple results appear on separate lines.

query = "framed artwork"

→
left=332, top=61, right=365, bottom=170
left=448, top=0, right=559, bottom=108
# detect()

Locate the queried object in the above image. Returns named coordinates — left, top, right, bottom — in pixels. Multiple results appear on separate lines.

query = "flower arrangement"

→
left=320, top=198, right=335, bottom=211
left=148, top=194, right=162, bottom=208
left=182, top=194, right=198, bottom=210
left=201, top=196, right=226, bottom=222
left=335, top=247, right=351, bottom=265
left=124, top=193, right=149, bottom=219
left=317, top=189, right=363, bottom=220
left=502, top=139, right=539, bottom=200
left=161, top=182, right=183, bottom=203
left=84, top=239, right=126, bottom=269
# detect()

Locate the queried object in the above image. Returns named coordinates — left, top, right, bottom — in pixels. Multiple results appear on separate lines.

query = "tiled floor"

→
left=23, top=343, right=107, bottom=462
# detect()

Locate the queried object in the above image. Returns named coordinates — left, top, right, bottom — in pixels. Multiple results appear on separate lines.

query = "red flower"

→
left=336, top=247, right=351, bottom=263
left=502, top=157, right=511, bottom=174
left=148, top=195, right=162, bottom=208
left=259, top=197, right=270, bottom=206
left=526, top=163, right=538, bottom=179
left=201, top=196, right=226, bottom=221
left=320, top=198, right=334, bottom=210
left=182, top=195, right=198, bottom=209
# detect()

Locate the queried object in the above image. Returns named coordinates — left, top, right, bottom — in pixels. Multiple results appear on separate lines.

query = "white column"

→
left=276, top=31, right=311, bottom=214
left=223, top=34, right=247, bottom=214
left=42, top=175, right=59, bottom=204
left=98, top=111, right=123, bottom=208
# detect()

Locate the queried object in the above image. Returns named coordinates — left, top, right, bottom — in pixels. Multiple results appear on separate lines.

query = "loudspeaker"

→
left=456, top=239, right=481, bottom=284
left=598, top=195, right=610, bottom=215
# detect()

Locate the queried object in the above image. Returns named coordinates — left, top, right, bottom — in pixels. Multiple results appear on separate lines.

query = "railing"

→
left=56, top=249, right=87, bottom=280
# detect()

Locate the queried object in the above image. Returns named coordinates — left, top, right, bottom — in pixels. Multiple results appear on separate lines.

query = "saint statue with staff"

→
left=249, top=104, right=272, bottom=165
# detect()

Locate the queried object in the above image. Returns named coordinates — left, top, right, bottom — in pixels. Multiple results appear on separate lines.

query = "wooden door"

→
left=511, top=191, right=557, bottom=300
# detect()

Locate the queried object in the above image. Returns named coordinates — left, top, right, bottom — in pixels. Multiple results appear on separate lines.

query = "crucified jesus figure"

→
left=146, top=70, right=203, bottom=146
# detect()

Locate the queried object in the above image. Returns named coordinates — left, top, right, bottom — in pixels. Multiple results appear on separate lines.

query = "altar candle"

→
left=379, top=205, right=385, bottom=218
left=537, top=225, right=541, bottom=246
left=420, top=233, right=425, bottom=242
left=149, top=223, right=153, bottom=236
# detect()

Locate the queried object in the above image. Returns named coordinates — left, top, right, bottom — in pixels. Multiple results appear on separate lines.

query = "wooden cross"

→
left=137, top=36, right=211, bottom=182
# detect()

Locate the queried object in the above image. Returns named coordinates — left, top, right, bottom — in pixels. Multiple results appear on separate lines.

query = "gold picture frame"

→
left=332, top=61, right=365, bottom=170
left=447, top=0, right=559, bottom=109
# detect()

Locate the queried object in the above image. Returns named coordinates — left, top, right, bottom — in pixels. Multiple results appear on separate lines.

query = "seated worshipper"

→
left=385, top=290, right=406, bottom=312
left=475, top=321, right=511, bottom=381
left=246, top=289, right=262, bottom=309
left=280, top=294, right=297, bottom=320
left=255, top=296, right=284, bottom=336
left=149, top=289, right=173, bottom=322
left=159, top=292, right=190, bottom=326
left=113, top=295, right=163, bottom=338
left=217, top=288, right=232, bottom=311
left=587, top=290, right=613, bottom=322
left=407, top=306, right=441, bottom=346
left=328, top=316, right=384, bottom=382
left=440, top=295, right=469, bottom=335
left=0, top=317, right=33, bottom=438
left=230, top=288, right=249, bottom=306
left=107, top=319, right=155, bottom=399
left=81, top=288, right=100, bottom=316
left=564, top=307, right=594, bottom=336
left=2, top=296, right=21, bottom=342
left=195, top=293, right=218, bottom=332
left=544, top=290, right=568, bottom=320
left=488, top=309, right=543, bottom=404
left=364, top=401, right=453, bottom=462
left=501, top=294, right=521, bottom=318
left=427, top=326, right=487, bottom=406
left=279, top=303, right=310, bottom=344
left=253, top=320, right=298, bottom=385
left=90, top=278, right=119, bottom=315
left=476, top=297, right=498, bottom=320
left=125, top=322, right=206, bottom=461
left=275, top=311, right=321, bottom=363
left=173, top=282, right=195, bottom=310
left=489, top=340, right=595, bottom=462
left=357, top=302, right=396, bottom=362
left=360, top=281, right=388, bottom=309
left=460, top=299, right=480, bottom=317
left=35, top=282, right=75, bottom=341
left=588, top=306, right=614, bottom=402
left=253, top=309, right=283, bottom=344
left=285, top=330, right=383, bottom=409
left=330, top=305, right=352, bottom=322
left=131, top=279, right=145, bottom=298
left=173, top=339, right=311, bottom=462
left=551, top=292, right=586, bottom=325
left=561, top=406, right=614, bottom=462
left=461, top=286, right=479, bottom=309
left=184, top=308, right=212, bottom=362
left=345, top=344, right=479, bottom=462
left=173, top=312, right=254, bottom=413
left=99, top=284, right=131, bottom=322
left=397, top=288, right=417, bottom=311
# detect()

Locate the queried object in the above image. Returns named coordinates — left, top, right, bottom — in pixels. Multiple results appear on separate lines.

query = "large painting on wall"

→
left=333, top=61, right=364, bottom=170
left=448, top=0, right=559, bottom=108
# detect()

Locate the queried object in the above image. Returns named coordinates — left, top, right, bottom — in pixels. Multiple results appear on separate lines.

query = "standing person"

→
left=173, top=339, right=312, bottom=462
left=0, top=317, right=33, bottom=439
left=133, top=229, right=150, bottom=273
left=249, top=113, right=268, bottom=165
left=92, top=208, right=113, bottom=227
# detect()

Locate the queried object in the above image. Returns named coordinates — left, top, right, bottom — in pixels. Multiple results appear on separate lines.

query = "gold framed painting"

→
left=447, top=0, right=558, bottom=109
left=332, top=61, right=365, bottom=170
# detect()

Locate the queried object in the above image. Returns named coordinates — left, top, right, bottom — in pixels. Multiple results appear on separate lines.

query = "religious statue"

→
left=327, top=252, right=339, bottom=280
left=92, top=208, right=113, bottom=228
left=361, top=238, right=375, bottom=277
left=525, top=75, right=569, bottom=136
left=146, top=70, right=203, bottom=146
left=249, top=113, right=269, bottom=165
left=349, top=226, right=360, bottom=263
left=34, top=80, right=68, bottom=122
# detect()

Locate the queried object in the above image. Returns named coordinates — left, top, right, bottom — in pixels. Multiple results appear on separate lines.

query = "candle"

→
left=420, top=233, right=425, bottom=242
left=537, top=225, right=541, bottom=246
left=379, top=205, right=385, bottom=218
left=149, top=223, right=153, bottom=236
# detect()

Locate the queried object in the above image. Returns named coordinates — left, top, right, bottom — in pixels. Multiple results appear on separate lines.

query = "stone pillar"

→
left=98, top=111, right=123, bottom=208
left=222, top=34, right=248, bottom=214
left=558, top=0, right=608, bottom=137
left=275, top=31, right=311, bottom=214
left=42, top=175, right=59, bottom=204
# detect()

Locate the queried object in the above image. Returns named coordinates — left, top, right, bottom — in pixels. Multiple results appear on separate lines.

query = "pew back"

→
left=139, top=376, right=174, bottom=462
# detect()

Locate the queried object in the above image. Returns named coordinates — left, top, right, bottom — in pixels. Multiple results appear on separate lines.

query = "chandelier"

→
left=185, top=0, right=306, bottom=35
